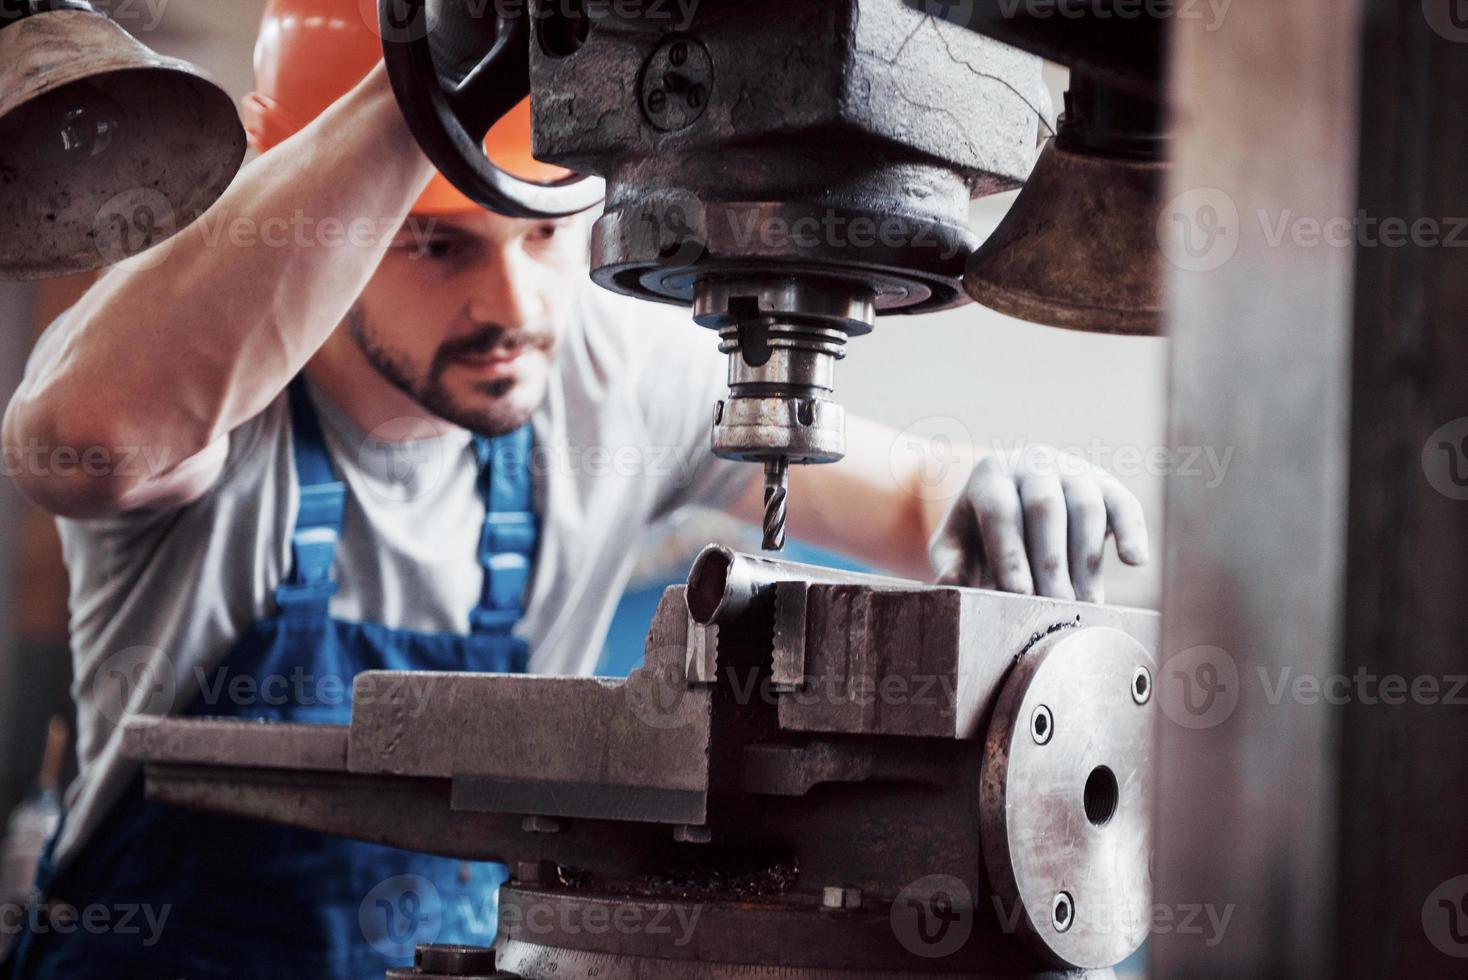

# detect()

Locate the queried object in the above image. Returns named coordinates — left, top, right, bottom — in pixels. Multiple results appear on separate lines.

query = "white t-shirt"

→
left=50, top=285, right=754, bottom=871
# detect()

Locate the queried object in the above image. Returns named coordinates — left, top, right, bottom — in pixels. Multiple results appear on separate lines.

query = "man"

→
left=0, top=2, right=1149, bottom=976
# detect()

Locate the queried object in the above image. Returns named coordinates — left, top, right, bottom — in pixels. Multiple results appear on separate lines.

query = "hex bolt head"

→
left=1132, top=665, right=1152, bottom=704
left=1030, top=704, right=1054, bottom=745
left=1052, top=891, right=1075, bottom=933
left=822, top=885, right=862, bottom=909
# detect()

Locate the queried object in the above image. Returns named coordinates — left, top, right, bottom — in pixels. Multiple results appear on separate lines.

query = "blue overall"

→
left=9, top=380, right=537, bottom=979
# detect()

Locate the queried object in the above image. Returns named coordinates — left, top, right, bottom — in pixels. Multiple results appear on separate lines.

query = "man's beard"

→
left=346, top=304, right=551, bottom=437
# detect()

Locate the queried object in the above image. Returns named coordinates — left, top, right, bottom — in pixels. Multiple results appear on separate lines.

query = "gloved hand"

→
left=928, top=444, right=1149, bottom=604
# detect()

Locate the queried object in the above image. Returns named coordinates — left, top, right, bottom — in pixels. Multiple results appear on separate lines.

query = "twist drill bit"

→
left=763, top=457, right=789, bottom=552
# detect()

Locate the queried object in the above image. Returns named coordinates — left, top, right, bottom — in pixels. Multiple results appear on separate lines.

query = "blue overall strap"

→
left=469, top=425, right=537, bottom=635
left=275, top=379, right=347, bottom=617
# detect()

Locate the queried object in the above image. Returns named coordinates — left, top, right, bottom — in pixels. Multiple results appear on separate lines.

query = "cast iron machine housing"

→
left=379, top=0, right=1046, bottom=548
left=125, top=549, right=1161, bottom=978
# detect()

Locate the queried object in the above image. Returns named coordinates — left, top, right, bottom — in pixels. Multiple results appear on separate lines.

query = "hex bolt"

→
left=822, top=885, right=862, bottom=909
left=1030, top=704, right=1054, bottom=745
left=522, top=815, right=564, bottom=834
left=1052, top=891, right=1075, bottom=933
left=1132, top=665, right=1152, bottom=705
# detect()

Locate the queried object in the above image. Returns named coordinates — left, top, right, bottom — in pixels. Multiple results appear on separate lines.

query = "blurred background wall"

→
left=0, top=0, right=1167, bottom=829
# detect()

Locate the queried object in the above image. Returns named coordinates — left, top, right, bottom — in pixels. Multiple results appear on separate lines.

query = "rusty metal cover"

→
left=966, top=138, right=1166, bottom=335
left=0, top=9, right=245, bottom=279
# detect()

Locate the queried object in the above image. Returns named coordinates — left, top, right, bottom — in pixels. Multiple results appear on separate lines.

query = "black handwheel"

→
left=378, top=0, right=603, bottom=219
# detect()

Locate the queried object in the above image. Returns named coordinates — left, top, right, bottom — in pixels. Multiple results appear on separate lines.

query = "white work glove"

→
left=927, top=445, right=1149, bottom=604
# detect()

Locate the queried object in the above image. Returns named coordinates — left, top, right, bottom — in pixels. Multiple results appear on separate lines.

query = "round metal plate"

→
left=979, top=628, right=1156, bottom=969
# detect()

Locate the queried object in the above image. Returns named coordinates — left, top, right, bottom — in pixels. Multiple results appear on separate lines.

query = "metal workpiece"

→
left=684, top=545, right=919, bottom=626
left=124, top=553, right=1159, bottom=978
left=980, top=628, right=1156, bottom=969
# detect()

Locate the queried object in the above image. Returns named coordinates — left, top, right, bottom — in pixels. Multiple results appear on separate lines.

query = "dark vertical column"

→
left=1335, top=1, right=1468, bottom=974
left=1154, top=0, right=1363, bottom=975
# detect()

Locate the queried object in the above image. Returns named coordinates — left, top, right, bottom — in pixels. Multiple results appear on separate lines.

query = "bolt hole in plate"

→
left=980, top=627, right=1156, bottom=970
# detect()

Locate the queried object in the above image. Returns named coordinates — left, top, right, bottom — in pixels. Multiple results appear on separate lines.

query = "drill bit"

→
left=762, top=457, right=789, bottom=551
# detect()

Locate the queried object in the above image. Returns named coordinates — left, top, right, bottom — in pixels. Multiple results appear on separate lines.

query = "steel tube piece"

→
left=685, top=545, right=919, bottom=626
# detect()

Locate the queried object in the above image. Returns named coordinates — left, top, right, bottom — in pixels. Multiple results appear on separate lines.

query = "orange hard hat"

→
left=241, top=0, right=570, bottom=215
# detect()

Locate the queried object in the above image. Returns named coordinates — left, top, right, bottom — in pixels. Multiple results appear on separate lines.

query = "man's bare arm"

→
left=2, top=63, right=434, bottom=518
